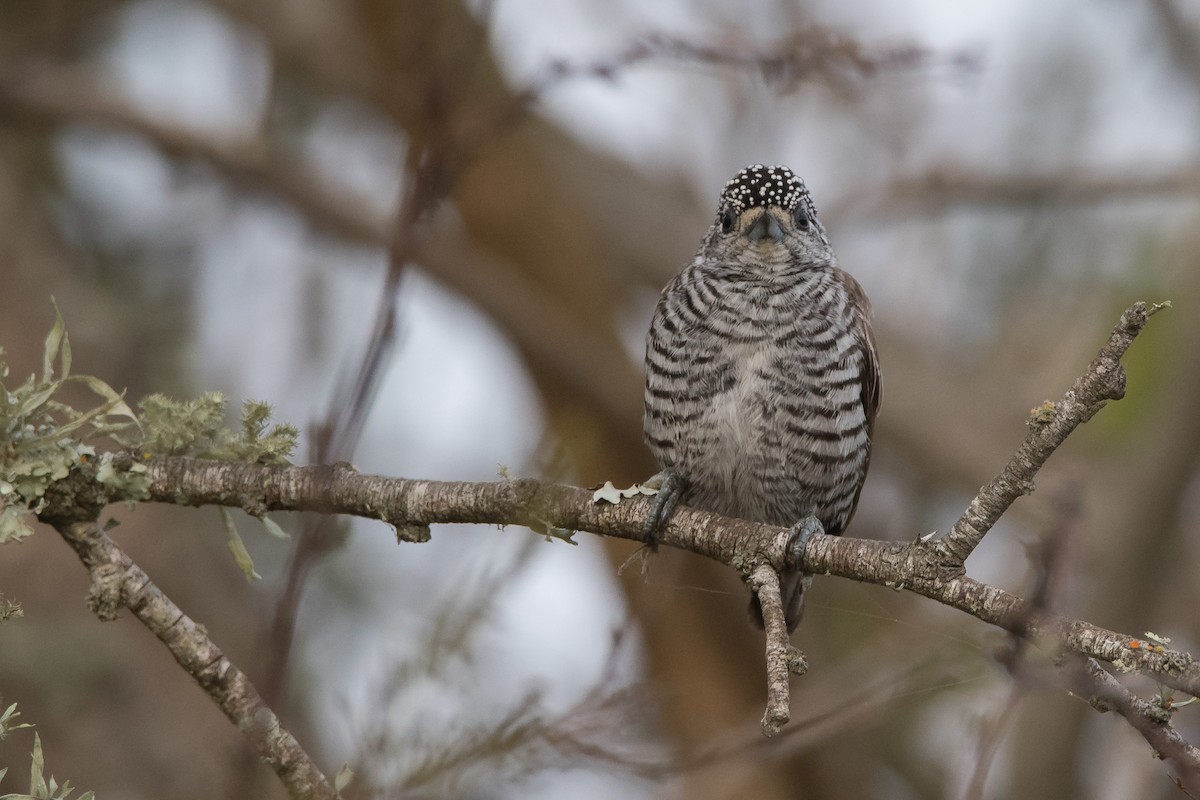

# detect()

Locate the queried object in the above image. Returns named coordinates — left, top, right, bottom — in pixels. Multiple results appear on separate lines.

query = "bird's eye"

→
left=793, top=207, right=811, bottom=230
left=720, top=208, right=735, bottom=234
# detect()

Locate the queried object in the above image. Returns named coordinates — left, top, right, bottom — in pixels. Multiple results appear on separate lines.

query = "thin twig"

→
left=455, top=27, right=960, bottom=171
left=747, top=565, right=798, bottom=736
left=514, top=28, right=945, bottom=101
left=0, top=66, right=389, bottom=245
left=260, top=147, right=441, bottom=707
left=888, top=167, right=1200, bottom=210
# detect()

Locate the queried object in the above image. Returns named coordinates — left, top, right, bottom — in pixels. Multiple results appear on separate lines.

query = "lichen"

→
left=1, top=303, right=298, bottom=548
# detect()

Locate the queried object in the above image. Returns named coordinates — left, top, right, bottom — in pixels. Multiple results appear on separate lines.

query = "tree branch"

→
left=888, top=167, right=1200, bottom=209
left=936, top=300, right=1157, bottom=566
left=47, top=518, right=336, bottom=800
left=747, top=564, right=802, bottom=736
left=114, top=456, right=1197, bottom=699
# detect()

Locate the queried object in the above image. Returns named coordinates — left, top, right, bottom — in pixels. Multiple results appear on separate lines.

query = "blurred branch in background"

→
left=963, top=484, right=1079, bottom=800
left=888, top=166, right=1200, bottom=210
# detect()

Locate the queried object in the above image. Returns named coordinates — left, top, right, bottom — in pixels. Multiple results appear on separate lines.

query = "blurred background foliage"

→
left=2, top=1, right=1200, bottom=798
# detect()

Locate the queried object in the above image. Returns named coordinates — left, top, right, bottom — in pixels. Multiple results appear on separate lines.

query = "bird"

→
left=642, top=164, right=881, bottom=633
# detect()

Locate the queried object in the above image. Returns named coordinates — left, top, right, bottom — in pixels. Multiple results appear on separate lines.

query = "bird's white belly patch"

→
left=701, top=346, right=772, bottom=504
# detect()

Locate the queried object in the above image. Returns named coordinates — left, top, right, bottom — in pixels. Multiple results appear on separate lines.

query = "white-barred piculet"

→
left=643, top=164, right=881, bottom=632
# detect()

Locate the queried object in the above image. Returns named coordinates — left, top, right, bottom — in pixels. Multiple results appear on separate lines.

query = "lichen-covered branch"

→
left=49, top=518, right=336, bottom=800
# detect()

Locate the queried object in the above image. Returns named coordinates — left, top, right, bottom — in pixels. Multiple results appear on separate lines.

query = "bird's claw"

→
left=642, top=470, right=686, bottom=550
left=787, top=515, right=825, bottom=571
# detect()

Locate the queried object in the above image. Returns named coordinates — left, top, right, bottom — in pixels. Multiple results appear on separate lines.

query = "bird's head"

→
left=703, top=164, right=833, bottom=275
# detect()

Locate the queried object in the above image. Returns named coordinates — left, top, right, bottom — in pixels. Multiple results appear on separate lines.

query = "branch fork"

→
left=49, top=515, right=338, bottom=800
left=935, top=301, right=1156, bottom=569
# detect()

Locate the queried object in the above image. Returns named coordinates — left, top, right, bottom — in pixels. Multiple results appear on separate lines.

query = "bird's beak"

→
left=746, top=209, right=785, bottom=242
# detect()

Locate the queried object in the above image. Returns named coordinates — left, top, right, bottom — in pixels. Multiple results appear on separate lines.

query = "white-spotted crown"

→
left=719, top=164, right=818, bottom=221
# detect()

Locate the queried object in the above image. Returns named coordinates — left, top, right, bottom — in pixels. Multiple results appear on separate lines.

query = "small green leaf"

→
left=12, top=381, right=59, bottom=421
left=41, top=301, right=65, bottom=384
left=1149, top=300, right=1172, bottom=315
left=0, top=708, right=99, bottom=799
left=59, top=330, right=71, bottom=382
left=0, top=703, right=34, bottom=739
left=334, top=764, right=354, bottom=792
left=69, top=375, right=137, bottom=420
left=258, top=516, right=289, bottom=540
left=30, top=733, right=46, bottom=796
left=219, top=508, right=261, bottom=582
left=0, top=596, right=22, bottom=624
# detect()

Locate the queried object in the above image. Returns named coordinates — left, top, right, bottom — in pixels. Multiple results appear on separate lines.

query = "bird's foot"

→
left=642, top=469, right=686, bottom=550
left=786, top=515, right=825, bottom=571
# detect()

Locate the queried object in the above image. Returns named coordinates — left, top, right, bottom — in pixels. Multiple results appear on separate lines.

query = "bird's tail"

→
left=748, top=569, right=813, bottom=633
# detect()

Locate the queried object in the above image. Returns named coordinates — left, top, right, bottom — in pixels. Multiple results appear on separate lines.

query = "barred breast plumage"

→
left=643, top=164, right=881, bottom=632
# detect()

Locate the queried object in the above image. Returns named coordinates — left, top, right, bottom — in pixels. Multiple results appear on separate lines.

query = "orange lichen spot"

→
left=1129, top=640, right=1142, bottom=649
